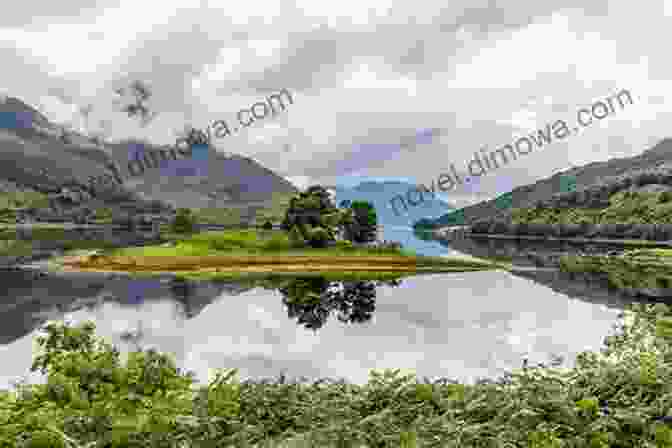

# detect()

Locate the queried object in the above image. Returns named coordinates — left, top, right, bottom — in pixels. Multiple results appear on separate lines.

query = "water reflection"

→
left=275, top=277, right=402, bottom=330
left=0, top=226, right=645, bottom=389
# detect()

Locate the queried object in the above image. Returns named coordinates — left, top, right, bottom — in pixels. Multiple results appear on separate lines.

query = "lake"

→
left=0, top=225, right=641, bottom=390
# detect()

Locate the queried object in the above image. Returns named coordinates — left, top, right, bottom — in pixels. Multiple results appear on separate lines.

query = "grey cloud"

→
left=0, top=0, right=118, bottom=27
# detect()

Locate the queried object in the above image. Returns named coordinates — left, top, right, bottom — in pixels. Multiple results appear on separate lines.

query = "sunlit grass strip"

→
left=175, top=271, right=410, bottom=282
left=61, top=252, right=499, bottom=272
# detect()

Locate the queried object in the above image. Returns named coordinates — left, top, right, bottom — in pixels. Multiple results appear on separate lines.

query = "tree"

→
left=170, top=208, right=196, bottom=234
left=277, top=278, right=381, bottom=330
left=281, top=185, right=340, bottom=248
left=345, top=200, right=378, bottom=243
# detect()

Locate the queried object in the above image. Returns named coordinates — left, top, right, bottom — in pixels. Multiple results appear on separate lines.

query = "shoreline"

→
left=432, top=227, right=672, bottom=247
left=48, top=249, right=503, bottom=278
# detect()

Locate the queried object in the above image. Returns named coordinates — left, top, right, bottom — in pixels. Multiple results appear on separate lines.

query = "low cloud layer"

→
left=0, top=0, right=669, bottom=200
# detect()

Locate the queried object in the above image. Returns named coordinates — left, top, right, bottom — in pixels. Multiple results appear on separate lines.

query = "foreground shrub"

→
left=6, top=304, right=672, bottom=446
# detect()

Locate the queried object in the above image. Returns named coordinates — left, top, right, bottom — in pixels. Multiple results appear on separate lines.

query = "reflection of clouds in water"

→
left=0, top=266, right=627, bottom=389
left=499, top=295, right=620, bottom=369
left=247, top=304, right=282, bottom=331
left=65, top=300, right=188, bottom=363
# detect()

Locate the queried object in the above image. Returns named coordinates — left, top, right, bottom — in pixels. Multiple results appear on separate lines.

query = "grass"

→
left=0, top=227, right=134, bottom=257
left=0, top=239, right=34, bottom=256
left=4, top=303, right=672, bottom=446
left=0, top=190, right=52, bottom=223
left=560, top=248, right=672, bottom=292
left=0, top=190, right=50, bottom=210
left=53, top=229, right=502, bottom=277
left=193, top=192, right=295, bottom=226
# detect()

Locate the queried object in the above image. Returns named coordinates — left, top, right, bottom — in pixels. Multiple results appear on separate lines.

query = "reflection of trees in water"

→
left=332, top=281, right=376, bottom=324
left=277, top=277, right=402, bottom=331
left=170, top=277, right=197, bottom=318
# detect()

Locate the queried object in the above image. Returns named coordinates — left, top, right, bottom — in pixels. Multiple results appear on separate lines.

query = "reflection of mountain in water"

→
left=0, top=269, right=404, bottom=347
left=0, top=270, right=260, bottom=346
left=510, top=269, right=635, bottom=311
left=274, top=277, right=402, bottom=331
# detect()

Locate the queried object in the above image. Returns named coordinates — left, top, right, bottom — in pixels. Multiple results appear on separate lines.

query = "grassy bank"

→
left=0, top=228, right=128, bottom=258
left=0, top=190, right=51, bottom=223
left=52, top=229, right=501, bottom=278
left=560, top=248, right=672, bottom=292
left=4, top=303, right=672, bottom=446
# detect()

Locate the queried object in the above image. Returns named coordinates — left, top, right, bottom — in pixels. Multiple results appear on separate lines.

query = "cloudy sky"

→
left=0, top=0, right=668, bottom=199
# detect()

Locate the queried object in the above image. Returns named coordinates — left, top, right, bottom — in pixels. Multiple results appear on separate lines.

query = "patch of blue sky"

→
left=335, top=175, right=418, bottom=188
left=0, top=111, right=32, bottom=129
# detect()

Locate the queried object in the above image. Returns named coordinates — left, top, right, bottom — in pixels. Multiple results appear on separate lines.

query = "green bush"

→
left=7, top=304, right=672, bottom=446
left=307, top=226, right=330, bottom=248
left=659, top=191, right=672, bottom=203
left=334, top=240, right=355, bottom=251
left=262, top=233, right=293, bottom=251
left=170, top=208, right=196, bottom=234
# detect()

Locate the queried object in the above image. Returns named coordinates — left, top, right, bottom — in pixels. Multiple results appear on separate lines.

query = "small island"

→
left=49, top=185, right=502, bottom=280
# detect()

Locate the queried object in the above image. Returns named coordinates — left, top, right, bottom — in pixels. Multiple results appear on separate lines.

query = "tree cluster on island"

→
left=280, top=185, right=379, bottom=248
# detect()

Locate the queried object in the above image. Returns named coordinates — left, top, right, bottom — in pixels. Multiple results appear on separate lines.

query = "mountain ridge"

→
left=0, top=96, right=298, bottom=222
left=419, top=137, right=672, bottom=228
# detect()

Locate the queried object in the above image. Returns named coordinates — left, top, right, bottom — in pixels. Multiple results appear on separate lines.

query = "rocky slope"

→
left=420, top=138, right=672, bottom=229
left=0, top=96, right=298, bottom=223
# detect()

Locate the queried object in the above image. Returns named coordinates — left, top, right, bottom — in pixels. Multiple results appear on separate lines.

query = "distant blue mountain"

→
left=334, top=180, right=455, bottom=229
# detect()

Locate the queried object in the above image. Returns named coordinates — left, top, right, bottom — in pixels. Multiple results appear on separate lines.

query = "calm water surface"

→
left=0, top=226, right=633, bottom=390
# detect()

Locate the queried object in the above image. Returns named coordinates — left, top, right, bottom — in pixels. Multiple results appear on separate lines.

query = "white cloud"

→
left=0, top=0, right=667, bottom=196
left=285, top=175, right=312, bottom=190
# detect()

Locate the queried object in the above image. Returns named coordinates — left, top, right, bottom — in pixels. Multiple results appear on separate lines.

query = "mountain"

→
left=0, top=96, right=298, bottom=221
left=419, top=138, right=672, bottom=228
left=333, top=180, right=455, bottom=228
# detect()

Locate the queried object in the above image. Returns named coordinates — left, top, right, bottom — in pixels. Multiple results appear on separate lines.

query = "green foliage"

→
left=261, top=233, right=294, bottom=251
left=346, top=201, right=378, bottom=243
left=5, top=304, right=672, bottom=446
left=334, top=239, right=355, bottom=251
left=307, top=226, right=331, bottom=248
left=288, top=225, right=307, bottom=248
left=560, top=249, right=672, bottom=293
left=282, top=185, right=341, bottom=248
left=92, top=207, right=114, bottom=223
left=170, top=208, right=196, bottom=234
left=0, top=190, right=50, bottom=211
left=512, top=190, right=672, bottom=226
left=660, top=191, right=672, bottom=203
